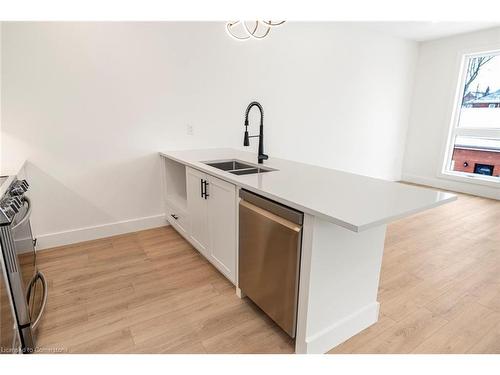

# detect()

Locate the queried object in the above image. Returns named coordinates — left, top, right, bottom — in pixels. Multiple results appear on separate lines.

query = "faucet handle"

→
left=243, top=129, right=250, bottom=146
left=258, top=154, right=269, bottom=162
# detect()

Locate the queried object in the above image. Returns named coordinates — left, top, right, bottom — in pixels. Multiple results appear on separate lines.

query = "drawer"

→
left=166, top=206, right=189, bottom=235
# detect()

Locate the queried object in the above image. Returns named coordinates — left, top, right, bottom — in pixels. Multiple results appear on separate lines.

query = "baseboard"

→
left=302, top=302, right=380, bottom=354
left=402, top=173, right=499, bottom=200
left=35, top=214, right=168, bottom=250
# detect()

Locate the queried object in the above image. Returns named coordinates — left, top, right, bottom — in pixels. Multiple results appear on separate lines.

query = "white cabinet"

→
left=186, top=167, right=210, bottom=257
left=207, top=176, right=237, bottom=283
left=185, top=167, right=237, bottom=283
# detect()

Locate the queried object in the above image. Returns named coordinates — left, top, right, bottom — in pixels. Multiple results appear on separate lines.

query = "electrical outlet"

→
left=186, top=124, right=194, bottom=136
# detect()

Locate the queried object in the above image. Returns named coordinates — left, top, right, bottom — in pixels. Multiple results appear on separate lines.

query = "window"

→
left=443, top=50, right=500, bottom=184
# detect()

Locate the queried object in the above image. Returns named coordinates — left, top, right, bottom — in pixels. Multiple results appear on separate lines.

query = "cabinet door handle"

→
left=170, top=214, right=179, bottom=220
left=203, top=180, right=209, bottom=199
left=200, top=179, right=204, bottom=198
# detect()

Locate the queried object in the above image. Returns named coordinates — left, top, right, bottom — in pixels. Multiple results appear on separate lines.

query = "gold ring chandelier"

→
left=226, top=21, right=286, bottom=40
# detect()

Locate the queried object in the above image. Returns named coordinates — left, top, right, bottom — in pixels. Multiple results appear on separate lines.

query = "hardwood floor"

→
left=35, top=192, right=499, bottom=354
left=35, top=225, right=294, bottom=353
left=331, top=191, right=500, bottom=354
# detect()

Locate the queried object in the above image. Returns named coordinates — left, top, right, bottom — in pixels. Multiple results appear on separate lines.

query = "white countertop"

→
left=160, top=148, right=456, bottom=232
left=1, top=159, right=27, bottom=177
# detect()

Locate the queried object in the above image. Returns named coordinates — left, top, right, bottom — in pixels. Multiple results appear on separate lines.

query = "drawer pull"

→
left=171, top=214, right=179, bottom=220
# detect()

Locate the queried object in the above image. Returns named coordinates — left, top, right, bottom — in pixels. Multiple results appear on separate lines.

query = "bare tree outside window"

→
left=462, top=56, right=495, bottom=103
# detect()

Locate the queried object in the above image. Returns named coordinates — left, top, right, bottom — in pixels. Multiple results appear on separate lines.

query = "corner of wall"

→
left=400, top=40, right=423, bottom=180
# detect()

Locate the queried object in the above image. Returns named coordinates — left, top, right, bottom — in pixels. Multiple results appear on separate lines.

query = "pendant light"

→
left=226, top=21, right=285, bottom=40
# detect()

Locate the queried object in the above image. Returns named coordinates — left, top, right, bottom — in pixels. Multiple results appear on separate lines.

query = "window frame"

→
left=440, top=47, right=500, bottom=187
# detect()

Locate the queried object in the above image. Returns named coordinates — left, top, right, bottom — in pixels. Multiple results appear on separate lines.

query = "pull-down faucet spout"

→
left=243, top=101, right=268, bottom=164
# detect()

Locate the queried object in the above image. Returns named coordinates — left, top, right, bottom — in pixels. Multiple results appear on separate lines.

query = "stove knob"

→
left=10, top=186, right=25, bottom=196
left=10, top=203, right=19, bottom=214
left=14, top=196, right=23, bottom=208
left=4, top=198, right=20, bottom=213
left=9, top=198, right=17, bottom=209
left=1, top=199, right=17, bottom=215
left=0, top=206, right=15, bottom=220
left=20, top=182, right=28, bottom=192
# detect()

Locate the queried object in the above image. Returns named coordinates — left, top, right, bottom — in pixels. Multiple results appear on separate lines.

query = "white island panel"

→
left=296, top=215, right=386, bottom=353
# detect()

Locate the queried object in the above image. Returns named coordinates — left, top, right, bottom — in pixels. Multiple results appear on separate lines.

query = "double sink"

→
left=204, top=159, right=276, bottom=175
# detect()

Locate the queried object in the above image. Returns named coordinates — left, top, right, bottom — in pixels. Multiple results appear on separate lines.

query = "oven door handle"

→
left=30, top=271, right=48, bottom=330
left=11, top=196, right=32, bottom=231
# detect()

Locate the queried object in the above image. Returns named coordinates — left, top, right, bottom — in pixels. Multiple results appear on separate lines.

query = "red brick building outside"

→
left=452, top=147, right=500, bottom=177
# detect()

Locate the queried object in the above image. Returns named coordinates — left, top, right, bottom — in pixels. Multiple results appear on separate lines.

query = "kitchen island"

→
left=159, top=148, right=456, bottom=354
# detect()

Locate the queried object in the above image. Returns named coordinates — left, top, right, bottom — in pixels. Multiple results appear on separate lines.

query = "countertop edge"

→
left=354, top=193, right=458, bottom=232
left=1, top=159, right=28, bottom=177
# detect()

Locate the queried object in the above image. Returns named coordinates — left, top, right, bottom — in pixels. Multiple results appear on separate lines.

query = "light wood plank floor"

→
left=35, top=192, right=499, bottom=354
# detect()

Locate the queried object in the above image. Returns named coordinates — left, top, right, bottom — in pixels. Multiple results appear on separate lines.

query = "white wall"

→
left=0, top=22, right=2, bottom=172
left=1, top=22, right=418, bottom=248
left=402, top=27, right=500, bottom=199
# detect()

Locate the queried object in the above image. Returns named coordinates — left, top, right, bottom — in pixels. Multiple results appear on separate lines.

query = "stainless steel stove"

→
left=0, top=176, right=45, bottom=354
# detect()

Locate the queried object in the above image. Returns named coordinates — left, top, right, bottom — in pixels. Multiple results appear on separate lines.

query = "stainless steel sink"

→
left=204, top=160, right=254, bottom=171
left=230, top=167, right=272, bottom=175
left=203, top=159, right=276, bottom=175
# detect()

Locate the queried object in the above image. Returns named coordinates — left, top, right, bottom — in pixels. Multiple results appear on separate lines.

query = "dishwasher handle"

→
left=239, top=200, right=302, bottom=233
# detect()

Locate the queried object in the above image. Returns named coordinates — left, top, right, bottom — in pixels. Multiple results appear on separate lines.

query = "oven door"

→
left=11, top=197, right=47, bottom=333
left=11, top=196, right=36, bottom=283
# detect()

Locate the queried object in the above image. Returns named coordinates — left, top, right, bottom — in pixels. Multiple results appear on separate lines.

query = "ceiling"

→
left=361, top=22, right=500, bottom=42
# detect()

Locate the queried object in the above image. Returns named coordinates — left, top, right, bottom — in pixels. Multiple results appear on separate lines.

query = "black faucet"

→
left=243, top=101, right=269, bottom=164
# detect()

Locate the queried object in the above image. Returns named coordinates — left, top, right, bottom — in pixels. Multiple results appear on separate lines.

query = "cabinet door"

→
left=186, top=167, right=209, bottom=257
left=207, top=175, right=237, bottom=283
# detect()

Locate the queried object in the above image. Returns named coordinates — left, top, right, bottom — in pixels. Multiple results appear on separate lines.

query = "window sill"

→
left=439, top=170, right=500, bottom=188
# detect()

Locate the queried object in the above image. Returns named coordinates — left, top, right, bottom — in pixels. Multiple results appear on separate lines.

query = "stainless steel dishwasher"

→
left=238, top=189, right=303, bottom=338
